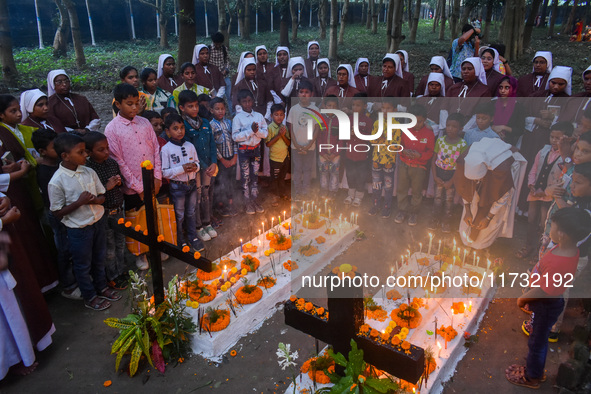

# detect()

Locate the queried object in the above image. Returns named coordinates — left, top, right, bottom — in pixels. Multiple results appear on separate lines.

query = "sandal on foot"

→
left=506, top=365, right=546, bottom=382
left=521, top=303, right=533, bottom=314
left=85, top=297, right=111, bottom=311
left=505, top=368, right=540, bottom=389
left=99, top=288, right=122, bottom=301
left=515, top=246, right=533, bottom=259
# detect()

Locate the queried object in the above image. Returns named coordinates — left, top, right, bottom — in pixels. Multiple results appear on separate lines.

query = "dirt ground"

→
left=1, top=91, right=590, bottom=393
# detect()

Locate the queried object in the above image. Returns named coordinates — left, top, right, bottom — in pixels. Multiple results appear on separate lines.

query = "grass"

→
left=10, top=21, right=590, bottom=92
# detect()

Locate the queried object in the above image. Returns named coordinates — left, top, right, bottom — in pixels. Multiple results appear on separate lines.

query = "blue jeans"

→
left=66, top=216, right=108, bottom=301
left=105, top=209, right=127, bottom=280
left=238, top=145, right=261, bottom=201
left=198, top=171, right=214, bottom=226
left=292, top=151, right=313, bottom=196
left=47, top=210, right=76, bottom=290
left=169, top=180, right=198, bottom=245
left=319, top=155, right=340, bottom=193
left=371, top=162, right=394, bottom=207
left=527, top=298, right=564, bottom=379
left=224, top=76, right=233, bottom=113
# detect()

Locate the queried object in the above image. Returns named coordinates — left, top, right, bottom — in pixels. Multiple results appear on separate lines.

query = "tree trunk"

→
left=562, top=0, right=578, bottom=35
left=178, top=0, right=195, bottom=65
left=459, top=4, right=474, bottom=27
left=338, top=0, right=349, bottom=44
left=540, top=0, right=550, bottom=26
left=482, top=0, right=494, bottom=42
left=367, top=0, right=373, bottom=29
left=280, top=0, right=290, bottom=46
left=432, top=0, right=440, bottom=32
left=409, top=0, right=421, bottom=42
left=290, top=0, right=298, bottom=41
left=450, top=0, right=460, bottom=37
left=438, top=0, right=446, bottom=40
left=319, top=0, right=327, bottom=38
left=547, top=0, right=558, bottom=37
left=523, top=0, right=543, bottom=48
left=159, top=9, right=169, bottom=47
left=362, top=0, right=368, bottom=28
left=62, top=0, right=86, bottom=67
left=386, top=0, right=395, bottom=49
left=501, top=0, right=525, bottom=61
left=372, top=0, right=379, bottom=33
left=328, top=0, right=338, bottom=59
left=53, top=0, right=70, bottom=58
left=217, top=0, right=227, bottom=37
left=0, top=0, right=17, bottom=84
left=388, top=0, right=404, bottom=51
left=243, top=0, right=250, bottom=39
left=407, top=0, right=413, bottom=31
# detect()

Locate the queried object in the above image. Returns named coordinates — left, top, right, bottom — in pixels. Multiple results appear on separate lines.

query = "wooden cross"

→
left=115, top=167, right=212, bottom=305
left=284, top=272, right=425, bottom=383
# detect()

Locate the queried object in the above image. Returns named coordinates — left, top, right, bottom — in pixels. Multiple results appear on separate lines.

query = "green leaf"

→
left=328, top=375, right=354, bottom=393
left=111, top=327, right=135, bottom=354
left=147, top=317, right=164, bottom=349
left=365, top=377, right=399, bottom=393
left=134, top=327, right=153, bottom=368
left=129, top=342, right=142, bottom=377
left=327, top=348, right=348, bottom=367
left=345, top=340, right=365, bottom=378
left=104, top=317, right=135, bottom=330
left=427, top=330, right=434, bottom=335
left=115, top=334, right=136, bottom=372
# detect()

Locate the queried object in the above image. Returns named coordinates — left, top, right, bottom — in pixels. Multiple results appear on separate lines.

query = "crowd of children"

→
left=1, top=33, right=591, bottom=386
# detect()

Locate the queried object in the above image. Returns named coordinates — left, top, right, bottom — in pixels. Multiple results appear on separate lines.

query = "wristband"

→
left=485, top=214, right=493, bottom=221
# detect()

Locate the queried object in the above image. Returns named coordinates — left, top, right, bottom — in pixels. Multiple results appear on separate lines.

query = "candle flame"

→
left=469, top=301, right=472, bottom=306
left=437, top=341, right=442, bottom=349
left=224, top=265, right=227, bottom=270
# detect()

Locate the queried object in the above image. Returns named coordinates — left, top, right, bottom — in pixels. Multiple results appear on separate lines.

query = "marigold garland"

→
left=242, top=243, right=258, bottom=253
left=283, top=260, right=299, bottom=271
left=325, top=228, right=336, bottom=235
left=230, top=350, right=237, bottom=357
left=196, top=266, right=222, bottom=281
left=436, top=325, right=458, bottom=341
left=270, top=236, right=292, bottom=250
left=365, top=307, right=388, bottom=322
left=451, top=301, right=465, bottom=314
left=235, top=285, right=263, bottom=304
left=300, top=356, right=335, bottom=384
left=386, top=289, right=402, bottom=300
left=117, top=218, right=124, bottom=225
left=200, top=309, right=230, bottom=332
left=181, top=281, right=218, bottom=303
left=299, top=244, right=320, bottom=256
left=240, top=255, right=260, bottom=272
left=390, top=303, right=423, bottom=329
left=257, top=276, right=277, bottom=289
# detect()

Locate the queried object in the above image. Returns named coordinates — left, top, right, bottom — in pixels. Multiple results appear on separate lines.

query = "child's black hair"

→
left=180, top=62, right=196, bottom=74
left=579, top=131, right=591, bottom=145
left=298, top=80, right=314, bottom=94
left=164, top=113, right=185, bottom=130
left=83, top=131, right=107, bottom=151
left=409, top=104, right=428, bottom=118
left=140, top=67, right=157, bottom=83
left=0, top=95, right=17, bottom=114
left=324, top=96, right=338, bottom=106
left=197, top=94, right=212, bottom=103
left=353, top=92, right=368, bottom=98
left=473, top=102, right=495, bottom=117
left=212, top=31, right=225, bottom=43
left=551, top=121, right=574, bottom=137
left=54, top=133, right=84, bottom=157
left=237, top=89, right=254, bottom=103
left=161, top=107, right=179, bottom=119
left=271, top=103, right=285, bottom=115
left=551, top=207, right=591, bottom=243
left=489, top=43, right=506, bottom=57
left=113, top=83, right=139, bottom=103
left=178, top=90, right=199, bottom=107
left=142, top=110, right=162, bottom=122
left=119, top=66, right=138, bottom=80
left=574, top=162, right=591, bottom=183
left=210, top=97, right=226, bottom=108
left=447, top=112, right=465, bottom=126
left=31, top=129, right=58, bottom=152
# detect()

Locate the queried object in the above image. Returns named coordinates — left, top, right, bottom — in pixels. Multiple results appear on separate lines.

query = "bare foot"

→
left=9, top=361, right=38, bottom=376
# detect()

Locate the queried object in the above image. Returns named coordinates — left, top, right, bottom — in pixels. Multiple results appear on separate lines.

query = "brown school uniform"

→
left=415, top=74, right=454, bottom=97
left=516, top=72, right=550, bottom=98
left=232, top=77, right=272, bottom=115
left=325, top=84, right=360, bottom=98
left=194, top=63, right=225, bottom=92
left=402, top=71, right=415, bottom=95
left=445, top=80, right=492, bottom=117
left=484, top=69, right=505, bottom=96
left=354, top=74, right=378, bottom=94
left=367, top=75, right=411, bottom=98
left=312, top=77, right=338, bottom=98
left=48, top=93, right=99, bottom=130
left=256, top=61, right=273, bottom=85
left=157, top=74, right=184, bottom=94
left=304, top=58, right=319, bottom=80
left=22, top=115, right=67, bottom=134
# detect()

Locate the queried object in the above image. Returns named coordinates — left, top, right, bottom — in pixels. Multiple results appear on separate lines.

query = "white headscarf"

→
left=395, top=50, right=410, bottom=72
left=461, top=57, right=487, bottom=85
left=582, top=65, right=591, bottom=79
left=286, top=57, right=308, bottom=78
left=532, top=51, right=553, bottom=73
left=47, top=69, right=68, bottom=97
left=236, top=51, right=255, bottom=79
left=424, top=73, right=445, bottom=97
left=464, top=138, right=512, bottom=180
left=354, top=58, right=370, bottom=76
left=546, top=65, right=573, bottom=95
left=479, top=46, right=501, bottom=72
left=191, top=44, right=208, bottom=65
left=20, top=89, right=46, bottom=122
left=316, top=58, right=331, bottom=78
left=255, top=45, right=268, bottom=57
left=157, top=54, right=174, bottom=79
left=336, top=64, right=356, bottom=88
left=429, top=56, right=452, bottom=79
left=234, top=58, right=256, bottom=86
left=383, top=54, right=403, bottom=78
left=275, top=46, right=290, bottom=66
left=307, top=41, right=320, bottom=58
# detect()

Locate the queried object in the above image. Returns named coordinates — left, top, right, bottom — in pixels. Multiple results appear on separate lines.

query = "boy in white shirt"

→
left=160, top=114, right=204, bottom=252
left=231, top=90, right=268, bottom=214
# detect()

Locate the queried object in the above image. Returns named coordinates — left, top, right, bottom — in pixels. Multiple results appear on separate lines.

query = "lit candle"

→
left=487, top=259, right=491, bottom=274
left=258, top=238, right=261, bottom=247
left=472, top=251, right=476, bottom=266
left=355, top=213, right=358, bottom=225
left=288, top=223, right=291, bottom=235
left=428, top=233, right=433, bottom=255
left=463, top=249, right=467, bottom=265
left=390, top=266, right=394, bottom=277
left=324, top=199, right=327, bottom=213
left=350, top=212, right=354, bottom=223
left=328, top=209, right=331, bottom=219
left=452, top=238, right=457, bottom=254
left=451, top=307, right=454, bottom=328
left=271, top=217, right=275, bottom=228
left=463, top=302, right=467, bottom=316
left=222, top=265, right=227, bottom=281
left=262, top=221, right=265, bottom=235
left=283, top=210, right=286, bottom=222
left=437, top=240, right=441, bottom=255
left=452, top=256, right=456, bottom=272
left=258, top=229, right=261, bottom=239
left=477, top=256, right=480, bottom=268
left=306, top=203, right=309, bottom=213
left=240, top=239, right=243, bottom=253
left=469, top=301, right=472, bottom=312
left=419, top=242, right=423, bottom=255
left=437, top=341, right=442, bottom=358
left=278, top=215, right=281, bottom=225
left=305, top=220, right=308, bottom=229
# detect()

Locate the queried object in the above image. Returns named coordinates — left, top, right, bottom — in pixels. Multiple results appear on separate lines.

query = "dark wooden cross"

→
left=115, top=167, right=212, bottom=305
left=284, top=272, right=425, bottom=383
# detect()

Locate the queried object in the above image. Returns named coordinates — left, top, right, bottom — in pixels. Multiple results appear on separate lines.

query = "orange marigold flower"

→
left=117, top=218, right=124, bottom=225
left=178, top=357, right=184, bottom=363
left=289, top=295, right=297, bottom=302
left=143, top=230, right=148, bottom=236
left=305, top=302, right=313, bottom=311
left=381, top=332, right=390, bottom=341
left=317, top=307, right=325, bottom=315
left=370, top=329, right=379, bottom=338
left=182, top=245, right=190, bottom=253
left=124, top=221, right=132, bottom=228
left=391, top=336, right=401, bottom=346
left=103, top=380, right=112, bottom=387
left=157, top=234, right=164, bottom=242
left=296, top=298, right=305, bottom=305
left=401, top=341, right=411, bottom=350
left=230, top=350, right=237, bottom=357
left=360, top=324, right=370, bottom=334
left=134, top=225, right=142, bottom=232
left=194, top=251, right=201, bottom=259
